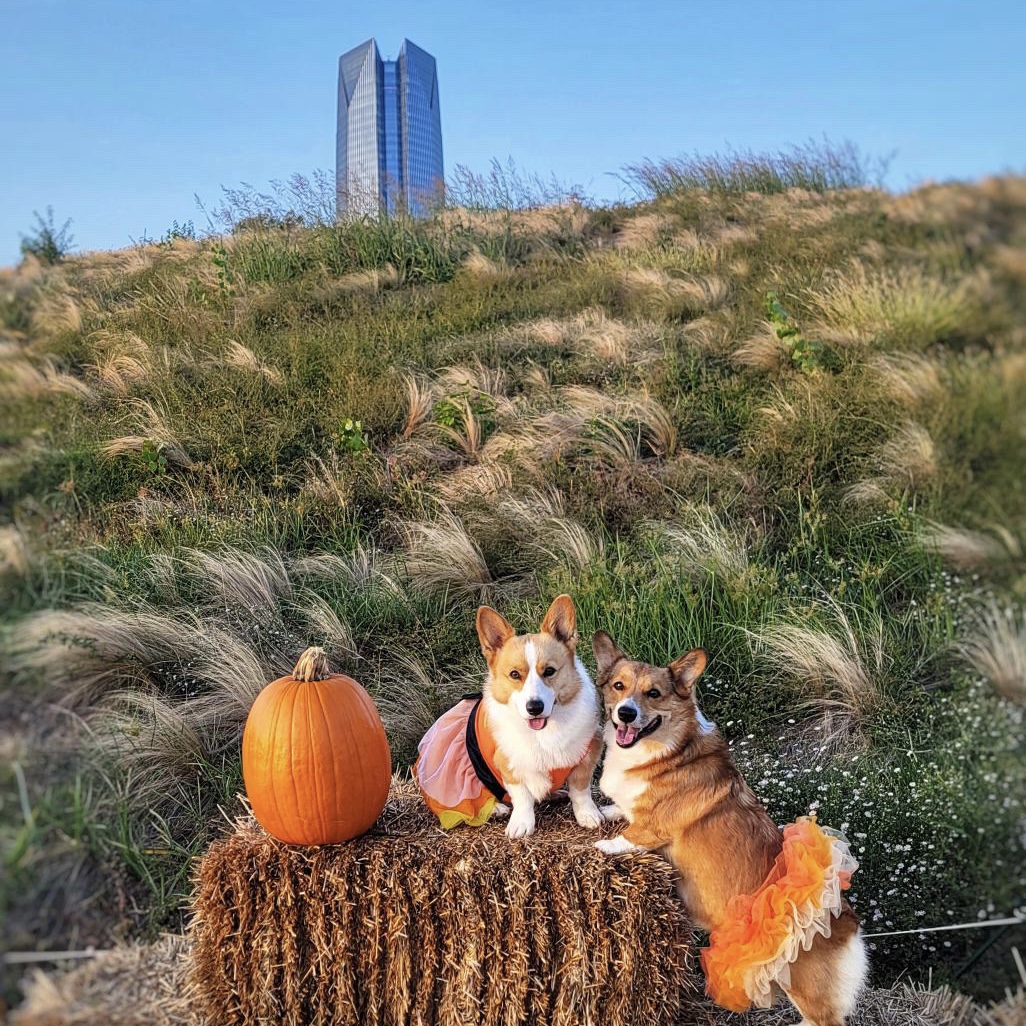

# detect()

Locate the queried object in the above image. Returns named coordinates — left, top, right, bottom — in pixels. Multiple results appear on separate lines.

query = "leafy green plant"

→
left=211, top=242, right=235, bottom=298
left=139, top=440, right=168, bottom=476
left=766, top=290, right=837, bottom=373
left=433, top=392, right=496, bottom=434
left=338, top=418, right=370, bottom=454
left=19, top=206, right=75, bottom=265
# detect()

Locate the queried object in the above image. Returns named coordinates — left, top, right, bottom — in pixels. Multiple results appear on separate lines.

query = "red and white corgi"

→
left=592, top=632, right=868, bottom=1026
left=415, top=595, right=604, bottom=838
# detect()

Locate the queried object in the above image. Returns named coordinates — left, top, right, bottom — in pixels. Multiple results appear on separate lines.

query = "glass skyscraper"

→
left=336, top=38, right=443, bottom=218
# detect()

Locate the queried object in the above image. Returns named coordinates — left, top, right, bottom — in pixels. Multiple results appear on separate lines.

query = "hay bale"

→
left=11, top=931, right=1013, bottom=1026
left=10, top=936, right=194, bottom=1026
left=190, top=778, right=697, bottom=1026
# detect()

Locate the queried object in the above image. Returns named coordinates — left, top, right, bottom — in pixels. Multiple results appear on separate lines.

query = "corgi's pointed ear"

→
left=477, top=606, right=515, bottom=662
left=593, top=630, right=627, bottom=674
left=540, top=594, right=577, bottom=648
left=668, top=648, right=707, bottom=696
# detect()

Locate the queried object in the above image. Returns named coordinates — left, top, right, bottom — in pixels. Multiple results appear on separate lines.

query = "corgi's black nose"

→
left=617, top=705, right=638, bottom=723
left=526, top=698, right=545, bottom=716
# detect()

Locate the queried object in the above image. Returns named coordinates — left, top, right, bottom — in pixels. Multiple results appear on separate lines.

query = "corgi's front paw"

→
left=595, top=835, right=637, bottom=855
left=506, top=806, right=536, bottom=839
left=600, top=803, right=624, bottom=822
left=491, top=802, right=511, bottom=819
left=572, top=796, right=604, bottom=830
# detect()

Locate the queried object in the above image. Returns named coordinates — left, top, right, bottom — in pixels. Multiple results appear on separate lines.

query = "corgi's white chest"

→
left=598, top=731, right=650, bottom=821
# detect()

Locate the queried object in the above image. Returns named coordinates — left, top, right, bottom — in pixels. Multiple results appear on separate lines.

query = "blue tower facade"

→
left=336, top=39, right=443, bottom=218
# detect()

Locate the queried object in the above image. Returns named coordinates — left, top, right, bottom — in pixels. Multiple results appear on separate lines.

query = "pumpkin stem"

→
left=292, top=646, right=330, bottom=682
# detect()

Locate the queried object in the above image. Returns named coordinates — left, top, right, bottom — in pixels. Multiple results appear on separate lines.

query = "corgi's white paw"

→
left=491, top=802, right=511, bottom=819
left=572, top=797, right=604, bottom=830
left=506, top=807, right=536, bottom=839
left=600, top=804, right=625, bottom=822
left=595, top=835, right=637, bottom=855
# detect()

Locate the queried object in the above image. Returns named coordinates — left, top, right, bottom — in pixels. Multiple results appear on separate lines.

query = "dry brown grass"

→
left=101, top=398, right=193, bottom=468
left=190, top=779, right=697, bottom=1026
left=460, top=250, right=507, bottom=279
left=11, top=939, right=1002, bottom=1026
left=10, top=935, right=195, bottom=1026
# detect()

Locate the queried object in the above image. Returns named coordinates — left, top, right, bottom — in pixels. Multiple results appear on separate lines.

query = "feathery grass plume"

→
left=221, top=340, right=284, bottom=386
left=957, top=601, right=1026, bottom=705
left=191, top=783, right=696, bottom=1026
left=0, top=524, right=31, bottom=576
left=871, top=352, right=944, bottom=406
left=29, top=290, right=83, bottom=338
left=372, top=651, right=470, bottom=762
left=842, top=478, right=893, bottom=508
left=90, top=691, right=205, bottom=785
left=875, top=421, right=937, bottom=488
left=807, top=262, right=981, bottom=348
left=731, top=321, right=790, bottom=370
left=613, top=212, right=674, bottom=250
left=751, top=602, right=886, bottom=743
left=296, top=594, right=356, bottom=662
left=101, top=396, right=193, bottom=467
left=10, top=605, right=210, bottom=707
left=401, top=508, right=494, bottom=600
left=920, top=521, right=1022, bottom=570
left=530, top=514, right=604, bottom=573
left=302, top=450, right=354, bottom=507
left=499, top=488, right=603, bottom=573
left=680, top=315, right=731, bottom=353
left=292, top=544, right=404, bottom=597
left=621, top=265, right=727, bottom=316
left=582, top=415, right=642, bottom=470
left=328, top=263, right=399, bottom=295
left=0, top=358, right=95, bottom=402
left=402, top=373, right=436, bottom=438
left=645, top=506, right=751, bottom=586
left=626, top=390, right=678, bottom=457
left=460, top=249, right=507, bottom=279
left=183, top=546, right=292, bottom=616
left=433, top=462, right=513, bottom=502
left=437, top=358, right=508, bottom=402
left=89, top=352, right=151, bottom=395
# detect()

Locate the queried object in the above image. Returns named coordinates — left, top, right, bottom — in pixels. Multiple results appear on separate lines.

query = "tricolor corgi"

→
left=415, top=595, right=604, bottom=838
left=592, top=632, right=868, bottom=1026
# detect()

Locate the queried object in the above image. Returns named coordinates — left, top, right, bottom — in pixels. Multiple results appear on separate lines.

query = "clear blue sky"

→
left=2, top=0, right=1024, bottom=266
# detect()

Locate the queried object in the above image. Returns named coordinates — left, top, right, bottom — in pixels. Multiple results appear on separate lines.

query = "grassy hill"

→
left=2, top=159, right=1025, bottom=1001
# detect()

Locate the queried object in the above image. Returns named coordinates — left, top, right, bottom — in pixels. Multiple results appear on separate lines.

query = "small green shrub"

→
left=19, top=206, right=75, bottom=264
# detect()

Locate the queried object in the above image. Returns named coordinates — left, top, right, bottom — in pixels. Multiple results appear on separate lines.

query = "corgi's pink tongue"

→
left=528, top=717, right=547, bottom=731
left=616, top=724, right=640, bottom=747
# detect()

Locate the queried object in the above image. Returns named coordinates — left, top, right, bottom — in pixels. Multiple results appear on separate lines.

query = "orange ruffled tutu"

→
left=701, top=816, right=858, bottom=1012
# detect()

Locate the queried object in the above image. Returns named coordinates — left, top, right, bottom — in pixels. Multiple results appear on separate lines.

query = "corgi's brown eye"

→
left=509, top=669, right=521, bottom=680
left=646, top=689, right=661, bottom=699
left=612, top=681, right=624, bottom=691
left=542, top=666, right=556, bottom=678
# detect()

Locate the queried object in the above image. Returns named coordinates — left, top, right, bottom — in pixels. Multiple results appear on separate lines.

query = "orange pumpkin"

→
left=242, top=646, right=391, bottom=845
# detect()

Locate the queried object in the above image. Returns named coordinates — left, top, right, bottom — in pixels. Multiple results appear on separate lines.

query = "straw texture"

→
left=189, top=778, right=697, bottom=1026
